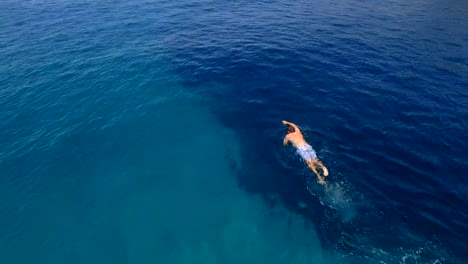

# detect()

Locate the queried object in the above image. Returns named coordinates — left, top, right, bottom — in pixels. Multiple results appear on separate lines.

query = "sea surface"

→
left=0, top=0, right=467, bottom=263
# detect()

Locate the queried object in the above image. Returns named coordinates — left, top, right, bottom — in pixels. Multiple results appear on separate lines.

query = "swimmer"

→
left=282, top=120, right=329, bottom=185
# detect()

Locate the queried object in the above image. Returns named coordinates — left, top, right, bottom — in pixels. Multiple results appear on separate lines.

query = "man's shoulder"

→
left=294, top=131, right=304, bottom=137
left=290, top=133, right=304, bottom=140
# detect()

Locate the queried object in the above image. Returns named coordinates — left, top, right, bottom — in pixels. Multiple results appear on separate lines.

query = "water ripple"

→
left=0, top=0, right=467, bottom=263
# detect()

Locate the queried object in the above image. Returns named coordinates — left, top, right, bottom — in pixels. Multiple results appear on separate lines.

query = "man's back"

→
left=282, top=120, right=308, bottom=147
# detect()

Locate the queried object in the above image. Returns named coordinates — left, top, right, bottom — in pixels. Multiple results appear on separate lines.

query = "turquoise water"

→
left=1, top=0, right=467, bottom=263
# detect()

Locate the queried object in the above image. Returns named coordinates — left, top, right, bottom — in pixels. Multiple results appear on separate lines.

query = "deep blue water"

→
left=1, top=0, right=467, bottom=263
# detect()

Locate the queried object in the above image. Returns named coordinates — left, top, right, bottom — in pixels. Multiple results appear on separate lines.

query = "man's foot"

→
left=318, top=177, right=326, bottom=185
left=323, top=167, right=329, bottom=177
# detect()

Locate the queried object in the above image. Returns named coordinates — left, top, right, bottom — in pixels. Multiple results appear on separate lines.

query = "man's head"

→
left=287, top=125, right=295, bottom=134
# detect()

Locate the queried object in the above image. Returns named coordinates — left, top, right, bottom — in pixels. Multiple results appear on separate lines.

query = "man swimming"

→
left=282, top=120, right=329, bottom=185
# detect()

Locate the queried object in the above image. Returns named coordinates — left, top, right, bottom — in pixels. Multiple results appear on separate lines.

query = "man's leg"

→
left=317, top=161, right=329, bottom=177
left=307, top=160, right=326, bottom=185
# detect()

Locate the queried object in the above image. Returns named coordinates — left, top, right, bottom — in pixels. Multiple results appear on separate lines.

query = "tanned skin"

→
left=282, top=120, right=329, bottom=185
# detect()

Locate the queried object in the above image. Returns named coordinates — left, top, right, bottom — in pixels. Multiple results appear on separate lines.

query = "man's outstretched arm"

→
left=282, top=120, right=299, bottom=131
